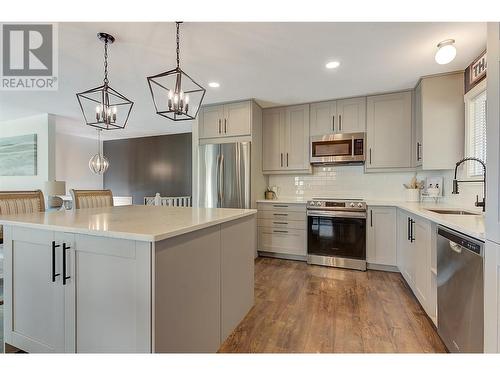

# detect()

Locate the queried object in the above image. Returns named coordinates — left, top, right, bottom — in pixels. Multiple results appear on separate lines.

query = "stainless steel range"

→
left=306, top=198, right=367, bottom=271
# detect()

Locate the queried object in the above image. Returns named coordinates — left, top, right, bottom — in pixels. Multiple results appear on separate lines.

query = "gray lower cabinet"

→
left=257, top=202, right=307, bottom=259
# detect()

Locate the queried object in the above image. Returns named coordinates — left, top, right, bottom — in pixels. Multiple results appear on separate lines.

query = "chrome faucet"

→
left=452, top=157, right=486, bottom=212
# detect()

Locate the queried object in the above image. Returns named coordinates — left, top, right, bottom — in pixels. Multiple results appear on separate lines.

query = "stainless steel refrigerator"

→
left=198, top=142, right=251, bottom=209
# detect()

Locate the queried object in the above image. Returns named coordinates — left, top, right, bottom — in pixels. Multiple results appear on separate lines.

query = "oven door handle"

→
left=307, top=210, right=366, bottom=219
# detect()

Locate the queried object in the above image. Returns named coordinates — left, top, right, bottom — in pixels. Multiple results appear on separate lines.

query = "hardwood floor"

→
left=219, top=257, right=447, bottom=353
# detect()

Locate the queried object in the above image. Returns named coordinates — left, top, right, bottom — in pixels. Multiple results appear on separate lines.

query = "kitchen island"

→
left=0, top=205, right=257, bottom=353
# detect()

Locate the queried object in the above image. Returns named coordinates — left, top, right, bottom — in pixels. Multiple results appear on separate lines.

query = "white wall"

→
left=0, top=113, right=55, bottom=191
left=55, top=131, right=103, bottom=193
left=268, top=165, right=484, bottom=209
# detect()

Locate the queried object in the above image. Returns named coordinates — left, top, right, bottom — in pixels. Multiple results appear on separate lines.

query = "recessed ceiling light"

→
left=208, top=82, right=220, bottom=88
left=325, top=61, right=340, bottom=69
left=435, top=39, right=456, bottom=65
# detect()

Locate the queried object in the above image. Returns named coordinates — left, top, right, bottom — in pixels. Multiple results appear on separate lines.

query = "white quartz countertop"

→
left=256, top=197, right=485, bottom=240
left=366, top=200, right=485, bottom=240
left=0, top=205, right=257, bottom=242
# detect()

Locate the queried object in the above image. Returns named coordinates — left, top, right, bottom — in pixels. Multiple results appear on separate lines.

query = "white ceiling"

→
left=0, top=22, right=486, bottom=139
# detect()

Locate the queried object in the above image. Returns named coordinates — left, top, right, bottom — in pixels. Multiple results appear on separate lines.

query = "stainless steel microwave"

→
left=310, top=132, right=365, bottom=164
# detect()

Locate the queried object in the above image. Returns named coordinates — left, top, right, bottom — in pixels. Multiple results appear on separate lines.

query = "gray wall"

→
left=103, top=133, right=192, bottom=204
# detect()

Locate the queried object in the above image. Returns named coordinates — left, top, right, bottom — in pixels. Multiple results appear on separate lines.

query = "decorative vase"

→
left=406, top=189, right=420, bottom=202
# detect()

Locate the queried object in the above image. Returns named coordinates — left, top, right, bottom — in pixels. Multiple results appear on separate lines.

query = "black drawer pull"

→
left=62, top=243, right=71, bottom=285
left=273, top=221, right=288, bottom=225
left=273, top=230, right=289, bottom=233
left=273, top=213, right=288, bottom=216
left=273, top=204, right=289, bottom=208
left=51, top=241, right=60, bottom=282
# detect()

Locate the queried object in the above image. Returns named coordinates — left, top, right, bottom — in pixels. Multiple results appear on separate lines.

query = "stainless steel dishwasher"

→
left=437, top=226, right=484, bottom=353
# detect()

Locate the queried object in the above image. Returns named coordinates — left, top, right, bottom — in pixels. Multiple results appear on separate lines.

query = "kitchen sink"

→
left=427, top=209, right=481, bottom=216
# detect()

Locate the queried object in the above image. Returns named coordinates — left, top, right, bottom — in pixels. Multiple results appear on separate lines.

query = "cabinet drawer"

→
left=257, top=210, right=306, bottom=221
left=257, top=227, right=307, bottom=256
left=257, top=218, right=306, bottom=230
left=257, top=202, right=306, bottom=213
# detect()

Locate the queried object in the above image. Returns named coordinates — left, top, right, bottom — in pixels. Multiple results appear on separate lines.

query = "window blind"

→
left=469, top=90, right=487, bottom=176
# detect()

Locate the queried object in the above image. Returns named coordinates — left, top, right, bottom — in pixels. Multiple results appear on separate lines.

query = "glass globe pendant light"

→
left=147, top=22, right=206, bottom=121
left=76, top=32, right=134, bottom=130
left=89, top=129, right=109, bottom=175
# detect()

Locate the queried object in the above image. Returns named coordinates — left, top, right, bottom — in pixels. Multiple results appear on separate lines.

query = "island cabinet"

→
left=3, top=226, right=151, bottom=353
left=2, top=211, right=256, bottom=353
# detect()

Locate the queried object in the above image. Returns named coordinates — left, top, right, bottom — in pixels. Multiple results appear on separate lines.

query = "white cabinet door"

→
left=310, top=100, right=336, bottom=136
left=412, top=217, right=431, bottom=314
left=284, top=104, right=310, bottom=171
left=397, top=210, right=415, bottom=287
left=262, top=108, right=285, bottom=171
left=484, top=240, right=500, bottom=352
left=336, top=97, right=366, bottom=133
left=366, top=206, right=397, bottom=266
left=3, top=227, right=74, bottom=353
left=366, top=91, right=413, bottom=170
left=74, top=235, right=151, bottom=353
left=486, top=23, right=500, bottom=244
left=199, top=105, right=224, bottom=139
left=224, top=101, right=252, bottom=137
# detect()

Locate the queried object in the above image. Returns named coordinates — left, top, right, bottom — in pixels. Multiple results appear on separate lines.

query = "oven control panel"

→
left=306, top=200, right=366, bottom=211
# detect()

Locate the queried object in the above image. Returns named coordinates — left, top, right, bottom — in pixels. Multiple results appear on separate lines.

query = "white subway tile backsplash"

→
left=268, top=165, right=483, bottom=209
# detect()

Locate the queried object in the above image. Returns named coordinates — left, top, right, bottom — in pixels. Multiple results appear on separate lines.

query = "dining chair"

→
left=0, top=190, right=45, bottom=244
left=70, top=189, right=114, bottom=209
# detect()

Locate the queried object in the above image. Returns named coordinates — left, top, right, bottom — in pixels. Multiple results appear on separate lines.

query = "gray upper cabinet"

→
left=415, top=72, right=464, bottom=170
left=262, top=108, right=284, bottom=172
left=285, top=104, right=310, bottom=171
left=414, top=81, right=423, bottom=167
left=310, top=100, right=336, bottom=136
left=336, top=97, right=366, bottom=133
left=310, top=96, right=366, bottom=136
left=366, top=91, right=413, bottom=171
left=262, top=104, right=310, bottom=174
left=199, top=105, right=225, bottom=139
left=199, top=100, right=252, bottom=139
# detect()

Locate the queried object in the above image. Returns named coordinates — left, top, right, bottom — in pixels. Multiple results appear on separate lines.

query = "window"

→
left=465, top=80, right=487, bottom=177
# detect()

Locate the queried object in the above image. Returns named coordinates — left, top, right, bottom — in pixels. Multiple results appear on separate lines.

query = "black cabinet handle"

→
left=332, top=115, right=335, bottom=132
left=417, top=142, right=421, bottom=161
left=218, top=119, right=221, bottom=134
left=410, top=220, right=415, bottom=243
left=339, top=114, right=342, bottom=131
left=224, top=119, right=227, bottom=133
left=273, top=230, right=289, bottom=234
left=369, top=148, right=372, bottom=164
left=280, top=153, right=283, bottom=167
left=51, top=241, right=60, bottom=282
left=370, top=210, right=373, bottom=227
left=62, top=243, right=71, bottom=285
left=407, top=218, right=411, bottom=241
left=286, top=153, right=289, bottom=167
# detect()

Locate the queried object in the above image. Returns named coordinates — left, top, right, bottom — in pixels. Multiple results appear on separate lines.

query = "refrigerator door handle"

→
left=219, top=153, right=225, bottom=202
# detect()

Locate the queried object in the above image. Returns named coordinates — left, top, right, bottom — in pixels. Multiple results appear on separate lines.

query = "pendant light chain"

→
left=176, top=21, right=181, bottom=68
left=103, top=38, right=109, bottom=86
